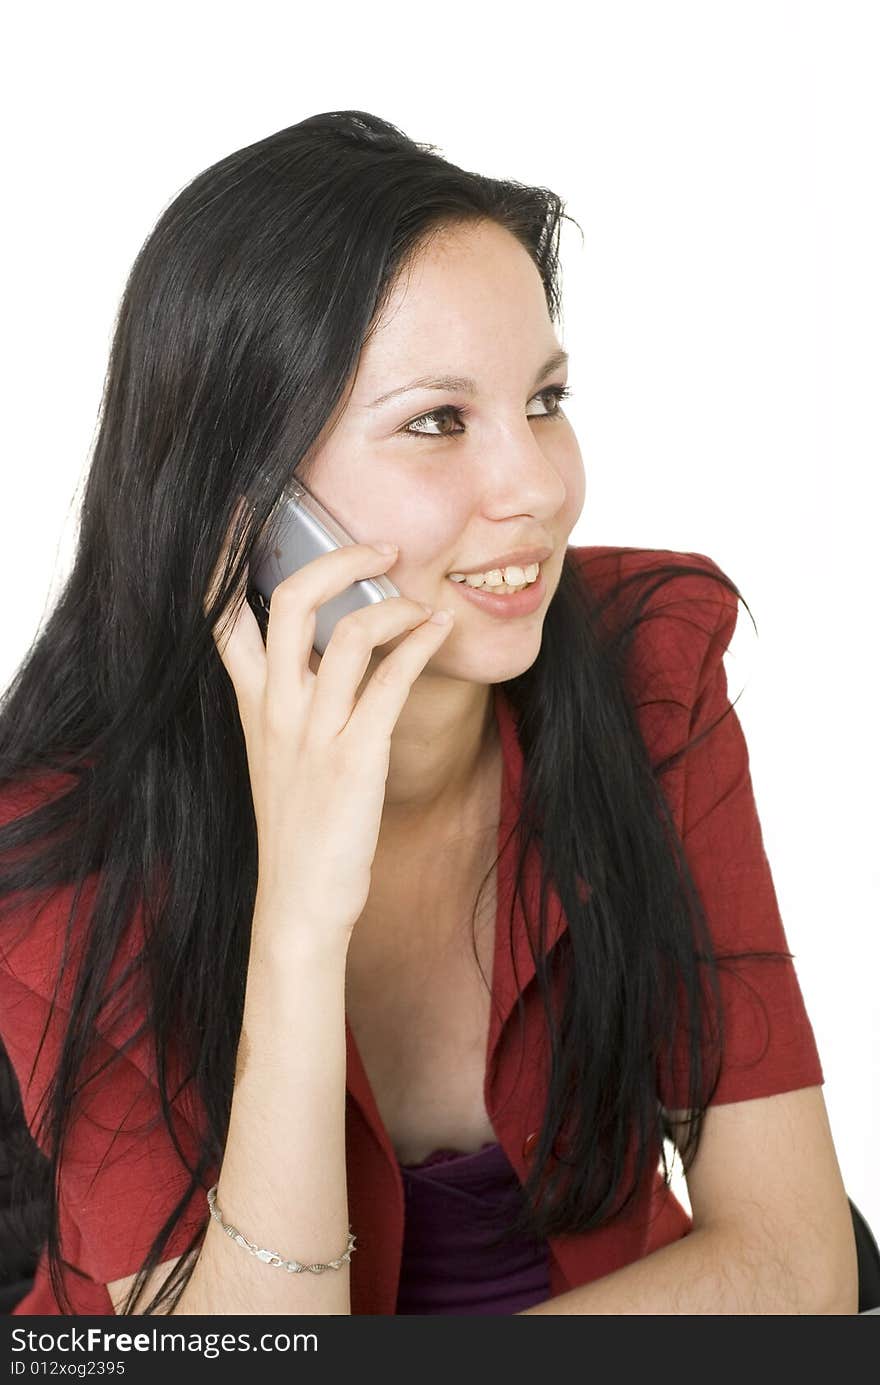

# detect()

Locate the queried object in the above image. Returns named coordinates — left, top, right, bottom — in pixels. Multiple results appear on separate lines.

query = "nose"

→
left=481, top=429, right=568, bottom=523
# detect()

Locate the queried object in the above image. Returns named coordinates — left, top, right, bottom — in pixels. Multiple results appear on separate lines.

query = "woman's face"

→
left=304, top=219, right=586, bottom=686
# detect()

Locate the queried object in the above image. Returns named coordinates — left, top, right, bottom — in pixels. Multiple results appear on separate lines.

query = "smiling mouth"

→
left=446, top=561, right=542, bottom=595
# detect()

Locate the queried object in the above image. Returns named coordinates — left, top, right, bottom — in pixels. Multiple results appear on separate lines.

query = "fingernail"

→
left=429, top=609, right=454, bottom=625
left=374, top=541, right=398, bottom=555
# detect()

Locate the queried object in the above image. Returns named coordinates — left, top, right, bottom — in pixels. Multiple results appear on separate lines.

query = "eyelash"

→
left=400, top=385, right=573, bottom=439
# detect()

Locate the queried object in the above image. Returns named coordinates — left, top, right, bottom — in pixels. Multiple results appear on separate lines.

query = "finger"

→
left=212, top=577, right=268, bottom=712
left=345, top=609, right=455, bottom=739
left=263, top=543, right=399, bottom=717
left=308, top=596, right=437, bottom=741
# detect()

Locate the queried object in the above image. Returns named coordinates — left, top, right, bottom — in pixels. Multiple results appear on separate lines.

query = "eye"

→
left=400, top=385, right=573, bottom=439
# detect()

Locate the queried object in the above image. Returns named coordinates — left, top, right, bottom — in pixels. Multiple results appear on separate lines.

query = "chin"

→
left=429, top=628, right=545, bottom=686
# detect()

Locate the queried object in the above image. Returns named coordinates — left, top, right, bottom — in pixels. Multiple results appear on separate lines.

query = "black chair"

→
left=851, top=1196, right=880, bottom=1314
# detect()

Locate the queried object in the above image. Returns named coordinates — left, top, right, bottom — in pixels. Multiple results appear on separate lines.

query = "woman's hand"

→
left=205, top=509, right=455, bottom=948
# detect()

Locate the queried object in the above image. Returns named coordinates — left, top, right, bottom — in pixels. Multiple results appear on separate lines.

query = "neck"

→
left=379, top=677, right=499, bottom=838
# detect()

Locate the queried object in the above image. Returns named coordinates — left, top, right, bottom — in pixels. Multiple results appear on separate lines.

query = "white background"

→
left=2, top=2, right=877, bottom=1259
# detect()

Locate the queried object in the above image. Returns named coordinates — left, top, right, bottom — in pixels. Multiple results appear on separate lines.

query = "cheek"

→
left=559, top=440, right=587, bottom=528
left=309, top=458, right=466, bottom=561
left=392, top=480, right=468, bottom=561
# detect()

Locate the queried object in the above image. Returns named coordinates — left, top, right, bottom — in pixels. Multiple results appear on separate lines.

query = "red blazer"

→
left=1, top=546, right=823, bottom=1315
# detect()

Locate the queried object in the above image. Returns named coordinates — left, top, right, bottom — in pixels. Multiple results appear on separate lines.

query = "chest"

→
left=344, top=825, right=500, bottom=1166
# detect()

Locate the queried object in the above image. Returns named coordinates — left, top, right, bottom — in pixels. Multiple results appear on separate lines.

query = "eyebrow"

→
left=366, top=348, right=570, bottom=409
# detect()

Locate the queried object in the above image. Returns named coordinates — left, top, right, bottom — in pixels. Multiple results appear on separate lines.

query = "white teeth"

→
left=448, top=561, right=541, bottom=589
left=503, top=566, right=526, bottom=586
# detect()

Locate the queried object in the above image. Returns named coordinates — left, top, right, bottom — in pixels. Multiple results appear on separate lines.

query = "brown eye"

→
left=401, top=405, right=466, bottom=438
left=400, top=385, right=573, bottom=440
left=526, top=386, right=573, bottom=419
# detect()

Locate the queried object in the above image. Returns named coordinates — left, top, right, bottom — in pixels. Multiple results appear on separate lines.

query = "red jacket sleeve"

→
left=0, top=868, right=212, bottom=1296
left=649, top=562, right=824, bottom=1109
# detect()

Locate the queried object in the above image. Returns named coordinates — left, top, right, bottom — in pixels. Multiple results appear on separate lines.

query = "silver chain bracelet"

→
left=207, top=1185, right=357, bottom=1273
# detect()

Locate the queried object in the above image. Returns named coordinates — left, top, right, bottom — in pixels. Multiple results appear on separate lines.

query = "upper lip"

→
left=449, top=545, right=553, bottom=576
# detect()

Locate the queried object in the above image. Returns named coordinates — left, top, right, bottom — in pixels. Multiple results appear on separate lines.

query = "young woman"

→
left=0, top=110, right=856, bottom=1316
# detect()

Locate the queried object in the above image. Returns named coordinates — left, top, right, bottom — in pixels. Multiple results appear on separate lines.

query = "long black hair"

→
left=0, top=109, right=768, bottom=1314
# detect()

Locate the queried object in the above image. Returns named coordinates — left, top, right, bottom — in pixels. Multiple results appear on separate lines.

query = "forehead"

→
left=358, top=221, right=555, bottom=376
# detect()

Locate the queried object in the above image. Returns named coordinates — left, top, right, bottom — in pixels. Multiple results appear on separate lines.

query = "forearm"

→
left=517, top=1223, right=848, bottom=1315
left=173, top=901, right=352, bottom=1315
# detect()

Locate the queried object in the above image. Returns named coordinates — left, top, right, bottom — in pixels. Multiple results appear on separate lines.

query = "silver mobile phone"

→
left=249, top=480, right=400, bottom=654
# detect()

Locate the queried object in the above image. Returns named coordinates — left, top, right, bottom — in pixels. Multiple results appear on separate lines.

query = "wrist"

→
left=250, top=892, right=354, bottom=966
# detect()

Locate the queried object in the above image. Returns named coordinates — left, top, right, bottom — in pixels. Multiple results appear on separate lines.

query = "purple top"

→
left=394, top=1140, right=551, bottom=1315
